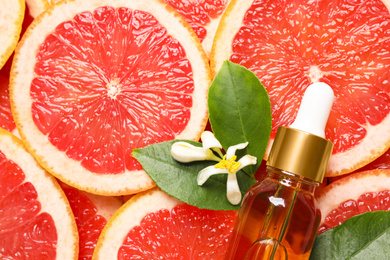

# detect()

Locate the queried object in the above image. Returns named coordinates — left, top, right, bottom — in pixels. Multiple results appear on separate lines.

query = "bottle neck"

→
left=266, top=165, right=319, bottom=194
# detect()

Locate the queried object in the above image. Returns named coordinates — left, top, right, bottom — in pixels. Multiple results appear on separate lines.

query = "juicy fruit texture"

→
left=59, top=182, right=122, bottom=260
left=11, top=0, right=210, bottom=195
left=0, top=150, right=57, bottom=258
left=0, top=74, right=16, bottom=133
left=0, top=0, right=25, bottom=69
left=316, top=169, right=390, bottom=234
left=0, top=127, right=78, bottom=259
left=163, top=0, right=230, bottom=54
left=93, top=188, right=237, bottom=259
left=211, top=0, right=390, bottom=176
left=119, top=205, right=235, bottom=258
left=164, top=0, right=227, bottom=42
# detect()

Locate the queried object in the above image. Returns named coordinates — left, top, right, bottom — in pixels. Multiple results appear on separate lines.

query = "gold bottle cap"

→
left=267, top=126, right=333, bottom=183
left=267, top=82, right=335, bottom=183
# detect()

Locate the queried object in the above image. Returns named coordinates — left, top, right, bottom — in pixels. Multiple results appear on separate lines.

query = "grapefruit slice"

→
left=0, top=0, right=25, bottom=70
left=210, top=0, right=390, bottom=177
left=162, top=0, right=231, bottom=55
left=93, top=188, right=237, bottom=259
left=10, top=0, right=210, bottom=195
left=59, top=182, right=123, bottom=260
left=316, top=169, right=390, bottom=234
left=0, top=127, right=78, bottom=259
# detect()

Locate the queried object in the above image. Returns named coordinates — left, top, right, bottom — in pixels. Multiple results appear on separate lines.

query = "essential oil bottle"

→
left=224, top=82, right=334, bottom=260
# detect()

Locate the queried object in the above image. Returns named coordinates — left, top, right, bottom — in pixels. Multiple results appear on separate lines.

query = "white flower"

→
left=170, top=131, right=223, bottom=162
left=197, top=142, right=257, bottom=205
left=170, top=131, right=257, bottom=205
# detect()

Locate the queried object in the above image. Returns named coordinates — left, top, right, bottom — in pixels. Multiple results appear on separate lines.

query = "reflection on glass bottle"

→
left=226, top=166, right=322, bottom=260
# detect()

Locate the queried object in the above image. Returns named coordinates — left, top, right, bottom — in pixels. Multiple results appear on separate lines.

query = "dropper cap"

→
left=267, top=82, right=334, bottom=183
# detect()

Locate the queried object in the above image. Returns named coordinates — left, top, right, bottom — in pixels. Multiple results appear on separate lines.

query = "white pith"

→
left=25, top=0, right=49, bottom=18
left=83, top=192, right=123, bottom=221
left=0, top=0, right=24, bottom=68
left=11, top=0, right=211, bottom=195
left=201, top=0, right=232, bottom=56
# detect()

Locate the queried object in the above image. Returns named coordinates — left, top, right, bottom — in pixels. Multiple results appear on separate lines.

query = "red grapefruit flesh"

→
left=59, top=182, right=122, bottom=260
left=93, top=188, right=237, bottom=259
left=163, top=0, right=231, bottom=55
left=0, top=127, right=78, bottom=259
left=211, top=0, right=390, bottom=176
left=10, top=0, right=210, bottom=195
left=0, top=75, right=16, bottom=133
left=316, top=169, right=390, bottom=234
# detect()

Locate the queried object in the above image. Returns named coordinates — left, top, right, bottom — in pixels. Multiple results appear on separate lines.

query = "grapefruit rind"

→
left=92, top=188, right=180, bottom=260
left=210, top=0, right=390, bottom=177
left=316, top=169, right=390, bottom=224
left=210, top=0, right=253, bottom=76
left=10, top=0, right=210, bottom=195
left=0, top=127, right=79, bottom=259
left=0, top=0, right=24, bottom=69
left=327, top=122, right=390, bottom=176
left=197, top=0, right=232, bottom=56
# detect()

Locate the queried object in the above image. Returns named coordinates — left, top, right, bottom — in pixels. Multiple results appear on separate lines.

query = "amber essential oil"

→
left=224, top=167, right=321, bottom=260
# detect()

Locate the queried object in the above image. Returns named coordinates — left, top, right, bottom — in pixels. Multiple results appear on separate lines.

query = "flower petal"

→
left=226, top=142, right=249, bottom=159
left=197, top=165, right=229, bottom=185
left=201, top=131, right=223, bottom=151
left=227, top=172, right=242, bottom=205
left=171, top=142, right=208, bottom=162
left=236, top=155, right=257, bottom=171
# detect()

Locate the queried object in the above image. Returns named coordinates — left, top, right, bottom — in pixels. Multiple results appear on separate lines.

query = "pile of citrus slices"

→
left=1, top=0, right=390, bottom=258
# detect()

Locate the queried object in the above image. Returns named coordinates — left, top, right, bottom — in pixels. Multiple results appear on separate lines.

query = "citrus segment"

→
left=0, top=0, right=25, bottom=70
left=0, top=127, right=78, bottom=259
left=163, top=0, right=231, bottom=55
left=0, top=75, right=16, bottom=133
left=211, top=0, right=390, bottom=176
left=11, top=0, right=210, bottom=195
left=316, top=169, right=390, bottom=234
left=93, top=188, right=237, bottom=259
left=59, top=182, right=122, bottom=260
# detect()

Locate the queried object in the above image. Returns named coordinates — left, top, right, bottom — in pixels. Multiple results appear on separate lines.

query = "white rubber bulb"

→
left=289, top=82, right=334, bottom=138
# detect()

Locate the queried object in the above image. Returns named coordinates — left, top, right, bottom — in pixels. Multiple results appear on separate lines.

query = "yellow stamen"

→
left=215, top=155, right=241, bottom=173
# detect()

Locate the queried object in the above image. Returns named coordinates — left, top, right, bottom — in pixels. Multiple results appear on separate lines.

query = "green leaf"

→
left=133, top=140, right=255, bottom=210
left=310, top=211, right=390, bottom=259
left=208, top=60, right=272, bottom=176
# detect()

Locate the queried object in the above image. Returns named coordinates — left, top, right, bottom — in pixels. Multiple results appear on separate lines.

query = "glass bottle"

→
left=224, top=82, right=334, bottom=260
